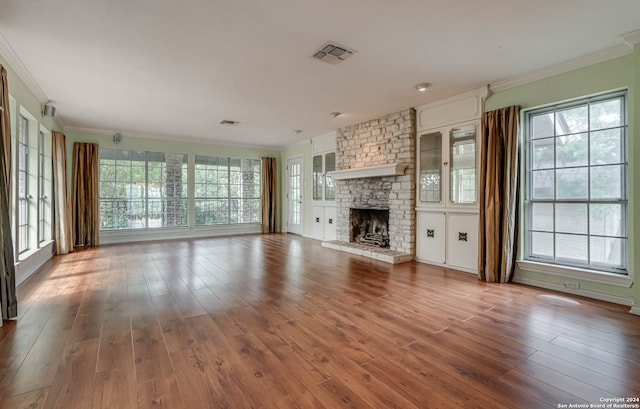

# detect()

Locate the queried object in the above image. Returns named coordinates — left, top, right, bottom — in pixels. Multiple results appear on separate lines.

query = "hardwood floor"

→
left=0, top=234, right=638, bottom=408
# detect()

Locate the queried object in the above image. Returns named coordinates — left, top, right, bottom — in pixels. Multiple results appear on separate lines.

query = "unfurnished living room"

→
left=0, top=1, right=639, bottom=408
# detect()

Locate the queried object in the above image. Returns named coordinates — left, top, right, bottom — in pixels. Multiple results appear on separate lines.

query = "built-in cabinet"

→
left=311, top=133, right=337, bottom=241
left=415, top=87, right=487, bottom=273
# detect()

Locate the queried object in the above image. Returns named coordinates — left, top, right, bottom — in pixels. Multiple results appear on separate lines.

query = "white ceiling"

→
left=1, top=0, right=639, bottom=148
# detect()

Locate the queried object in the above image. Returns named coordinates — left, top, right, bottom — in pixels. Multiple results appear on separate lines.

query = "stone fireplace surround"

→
left=322, top=108, right=416, bottom=264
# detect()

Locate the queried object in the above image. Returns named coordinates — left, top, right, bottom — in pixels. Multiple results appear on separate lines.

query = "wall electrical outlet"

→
left=564, top=280, right=580, bottom=289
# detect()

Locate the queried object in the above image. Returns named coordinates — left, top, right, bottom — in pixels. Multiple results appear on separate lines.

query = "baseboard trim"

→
left=630, top=304, right=640, bottom=316
left=16, top=243, right=55, bottom=286
left=512, top=276, right=633, bottom=306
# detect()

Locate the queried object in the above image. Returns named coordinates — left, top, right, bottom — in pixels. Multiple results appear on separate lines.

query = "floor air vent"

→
left=312, top=42, right=355, bottom=64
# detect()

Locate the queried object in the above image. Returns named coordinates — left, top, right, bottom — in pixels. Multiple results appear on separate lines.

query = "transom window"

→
left=524, top=91, right=628, bottom=274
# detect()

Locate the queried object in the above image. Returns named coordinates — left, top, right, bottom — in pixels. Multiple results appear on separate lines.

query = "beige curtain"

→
left=0, top=65, right=17, bottom=320
left=261, top=157, right=278, bottom=233
left=72, top=142, right=100, bottom=246
left=52, top=132, right=73, bottom=254
left=478, top=105, right=520, bottom=283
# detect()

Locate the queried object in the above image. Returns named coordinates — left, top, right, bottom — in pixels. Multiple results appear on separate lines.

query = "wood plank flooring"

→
left=0, top=233, right=638, bottom=408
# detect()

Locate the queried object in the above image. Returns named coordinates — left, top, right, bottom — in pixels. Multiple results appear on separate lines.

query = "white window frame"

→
left=194, top=155, right=261, bottom=226
left=522, top=90, right=628, bottom=276
left=99, top=149, right=188, bottom=230
left=16, top=114, right=29, bottom=254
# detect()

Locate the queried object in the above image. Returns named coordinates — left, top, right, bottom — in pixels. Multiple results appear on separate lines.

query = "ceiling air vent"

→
left=312, top=42, right=356, bottom=65
left=220, top=120, right=240, bottom=126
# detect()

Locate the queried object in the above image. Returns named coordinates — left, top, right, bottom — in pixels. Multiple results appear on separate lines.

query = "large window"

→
left=194, top=155, right=261, bottom=225
left=524, top=91, right=627, bottom=274
left=38, top=130, right=52, bottom=244
left=99, top=149, right=188, bottom=230
left=17, top=115, right=29, bottom=253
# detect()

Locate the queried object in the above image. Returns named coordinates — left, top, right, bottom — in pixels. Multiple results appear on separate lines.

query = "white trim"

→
left=621, top=29, right=640, bottom=46
left=414, top=257, right=477, bottom=275
left=63, top=126, right=280, bottom=151
left=0, top=32, right=49, bottom=103
left=490, top=44, right=632, bottom=93
left=0, top=33, right=67, bottom=128
left=15, top=242, right=54, bottom=286
left=328, top=163, right=407, bottom=180
left=100, top=225, right=261, bottom=244
left=512, top=276, right=633, bottom=306
left=517, top=260, right=633, bottom=288
left=630, top=304, right=640, bottom=316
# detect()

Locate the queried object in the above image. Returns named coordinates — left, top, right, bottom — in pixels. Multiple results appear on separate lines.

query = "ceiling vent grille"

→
left=312, top=42, right=355, bottom=65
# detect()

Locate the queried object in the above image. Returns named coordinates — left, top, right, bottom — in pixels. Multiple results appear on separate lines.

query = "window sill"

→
left=516, top=260, right=633, bottom=288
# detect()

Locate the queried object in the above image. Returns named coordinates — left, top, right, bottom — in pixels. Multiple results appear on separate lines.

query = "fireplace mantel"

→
left=328, top=163, right=407, bottom=180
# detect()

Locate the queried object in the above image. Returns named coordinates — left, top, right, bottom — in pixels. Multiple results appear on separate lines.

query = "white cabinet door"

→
left=416, top=211, right=446, bottom=264
left=312, top=206, right=324, bottom=240
left=446, top=213, right=478, bottom=272
left=312, top=205, right=336, bottom=241
left=324, top=207, right=336, bottom=241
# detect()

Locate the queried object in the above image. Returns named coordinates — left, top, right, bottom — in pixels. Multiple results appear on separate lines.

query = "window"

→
left=38, top=131, right=46, bottom=243
left=99, top=149, right=188, bottom=230
left=194, top=155, right=261, bottom=225
left=17, top=115, right=29, bottom=253
left=524, top=91, right=627, bottom=274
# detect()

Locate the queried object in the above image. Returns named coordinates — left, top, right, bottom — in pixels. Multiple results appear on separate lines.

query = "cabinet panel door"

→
left=446, top=213, right=478, bottom=272
left=324, top=207, right=336, bottom=241
left=416, top=212, right=446, bottom=264
left=312, top=206, right=324, bottom=240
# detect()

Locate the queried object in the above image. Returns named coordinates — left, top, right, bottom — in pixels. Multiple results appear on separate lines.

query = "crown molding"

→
left=0, top=32, right=49, bottom=103
left=63, top=126, right=281, bottom=151
left=621, top=29, right=640, bottom=46
left=490, top=43, right=632, bottom=93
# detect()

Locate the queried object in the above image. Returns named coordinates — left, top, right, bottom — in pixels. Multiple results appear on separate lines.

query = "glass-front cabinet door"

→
left=312, top=154, right=323, bottom=200
left=418, top=121, right=478, bottom=207
left=449, top=125, right=477, bottom=204
left=324, top=152, right=336, bottom=200
left=312, top=152, right=336, bottom=202
left=419, top=131, right=442, bottom=203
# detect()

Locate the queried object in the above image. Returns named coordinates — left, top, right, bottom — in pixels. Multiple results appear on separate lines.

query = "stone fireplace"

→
left=350, top=208, right=389, bottom=248
left=322, top=108, right=416, bottom=263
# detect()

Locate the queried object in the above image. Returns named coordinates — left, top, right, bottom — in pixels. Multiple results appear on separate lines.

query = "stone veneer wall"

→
left=163, top=153, right=185, bottom=226
left=335, top=108, right=416, bottom=255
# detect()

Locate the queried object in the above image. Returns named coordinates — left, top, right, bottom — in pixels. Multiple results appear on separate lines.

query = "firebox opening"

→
left=349, top=208, right=390, bottom=248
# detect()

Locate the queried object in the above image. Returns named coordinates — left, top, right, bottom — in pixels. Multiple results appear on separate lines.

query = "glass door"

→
left=286, top=157, right=303, bottom=234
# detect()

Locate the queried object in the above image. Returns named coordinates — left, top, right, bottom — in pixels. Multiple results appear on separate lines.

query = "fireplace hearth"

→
left=350, top=208, right=390, bottom=248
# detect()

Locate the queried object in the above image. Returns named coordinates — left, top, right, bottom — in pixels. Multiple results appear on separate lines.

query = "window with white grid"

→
left=194, top=155, right=261, bottom=225
left=524, top=91, right=628, bottom=274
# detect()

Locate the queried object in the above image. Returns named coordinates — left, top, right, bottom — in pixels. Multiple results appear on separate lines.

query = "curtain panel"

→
left=72, top=142, right=100, bottom=246
left=261, top=157, right=278, bottom=233
left=0, top=64, right=17, bottom=320
left=52, top=132, right=73, bottom=254
left=478, top=105, right=520, bottom=283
